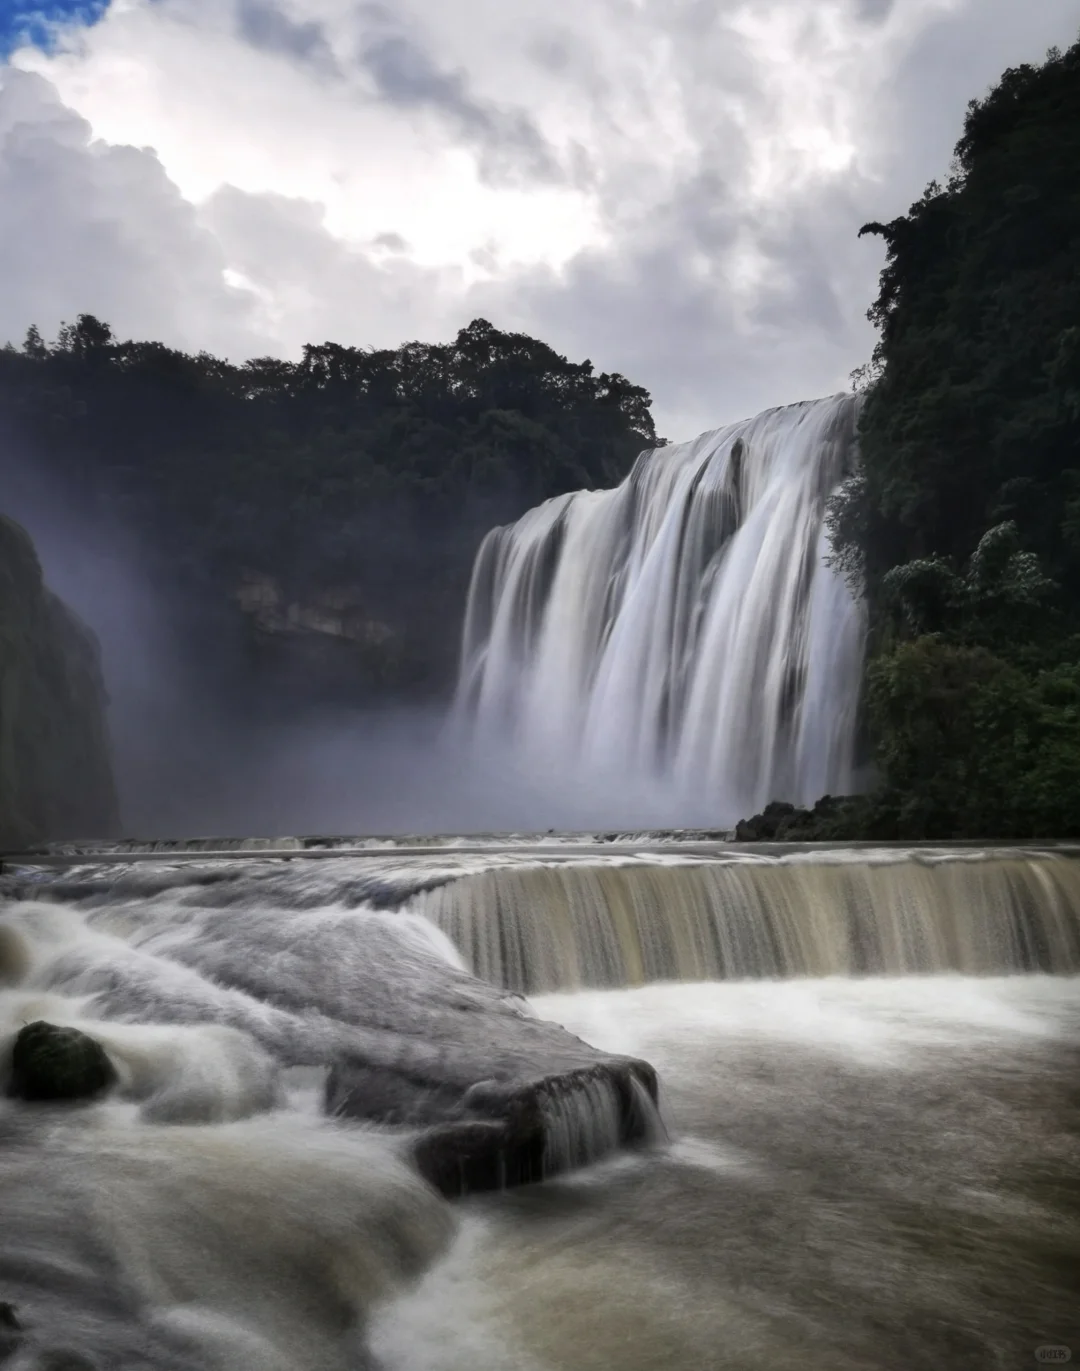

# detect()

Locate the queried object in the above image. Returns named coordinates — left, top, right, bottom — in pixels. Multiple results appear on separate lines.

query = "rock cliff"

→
left=0, top=515, right=119, bottom=848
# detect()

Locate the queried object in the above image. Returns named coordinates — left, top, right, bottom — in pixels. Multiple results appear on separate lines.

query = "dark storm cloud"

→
left=855, top=0, right=895, bottom=23
left=235, top=0, right=338, bottom=73
left=357, top=30, right=570, bottom=187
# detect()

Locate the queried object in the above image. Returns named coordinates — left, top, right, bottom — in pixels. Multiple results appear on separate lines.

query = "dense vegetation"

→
left=827, top=36, right=1080, bottom=838
left=0, top=317, right=659, bottom=698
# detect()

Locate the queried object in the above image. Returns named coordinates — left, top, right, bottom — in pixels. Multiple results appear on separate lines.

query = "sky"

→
left=0, top=0, right=1077, bottom=441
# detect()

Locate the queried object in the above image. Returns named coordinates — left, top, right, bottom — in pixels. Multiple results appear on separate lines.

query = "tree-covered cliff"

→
left=0, top=515, right=119, bottom=848
left=828, top=35, right=1080, bottom=838
left=0, top=317, right=660, bottom=702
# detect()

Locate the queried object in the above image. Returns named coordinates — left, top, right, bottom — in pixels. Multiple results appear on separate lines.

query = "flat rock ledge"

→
left=329, top=1047, right=659, bottom=1198
left=1, top=860, right=661, bottom=1200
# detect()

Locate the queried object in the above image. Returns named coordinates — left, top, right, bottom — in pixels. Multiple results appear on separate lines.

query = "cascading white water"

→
left=408, top=848, right=1080, bottom=993
left=455, top=394, right=866, bottom=824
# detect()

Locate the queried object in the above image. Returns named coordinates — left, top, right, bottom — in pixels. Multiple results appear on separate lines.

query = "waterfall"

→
left=455, top=394, right=866, bottom=825
left=408, top=849, right=1080, bottom=993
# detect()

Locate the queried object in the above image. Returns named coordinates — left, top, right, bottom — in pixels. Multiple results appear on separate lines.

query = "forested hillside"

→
left=0, top=317, right=659, bottom=701
left=828, top=36, right=1080, bottom=838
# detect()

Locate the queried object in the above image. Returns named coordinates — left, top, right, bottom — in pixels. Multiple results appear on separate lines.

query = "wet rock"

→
left=0, top=865, right=663, bottom=1197
left=7, top=1021, right=117, bottom=1104
left=734, top=800, right=796, bottom=841
left=734, top=795, right=870, bottom=842
left=0, top=1301, right=23, bottom=1360
left=30, top=1353, right=101, bottom=1371
left=328, top=1037, right=657, bottom=1199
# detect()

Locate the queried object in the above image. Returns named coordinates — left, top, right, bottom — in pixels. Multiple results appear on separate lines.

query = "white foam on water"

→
left=0, top=1098, right=457, bottom=1370
left=0, top=894, right=463, bottom=1369
left=0, top=990, right=281, bottom=1124
left=530, top=974, right=1080, bottom=1071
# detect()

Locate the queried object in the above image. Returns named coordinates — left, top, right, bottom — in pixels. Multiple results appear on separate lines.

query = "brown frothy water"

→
left=373, top=976, right=1080, bottom=1371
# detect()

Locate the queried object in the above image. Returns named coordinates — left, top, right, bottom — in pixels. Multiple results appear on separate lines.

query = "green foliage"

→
left=866, top=639, right=1080, bottom=838
left=881, top=521, right=1056, bottom=645
left=828, top=34, right=1080, bottom=837
left=0, top=316, right=661, bottom=694
left=838, top=38, right=1080, bottom=601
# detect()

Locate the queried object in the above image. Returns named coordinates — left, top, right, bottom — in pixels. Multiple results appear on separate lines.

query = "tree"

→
left=827, top=35, right=1080, bottom=837
left=0, top=316, right=660, bottom=701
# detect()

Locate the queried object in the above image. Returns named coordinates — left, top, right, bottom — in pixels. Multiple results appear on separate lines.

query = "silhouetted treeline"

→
left=0, top=316, right=660, bottom=698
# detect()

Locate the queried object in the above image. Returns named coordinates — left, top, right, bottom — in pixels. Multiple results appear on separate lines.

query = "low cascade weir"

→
left=455, top=394, right=866, bottom=823
left=408, top=849, right=1080, bottom=994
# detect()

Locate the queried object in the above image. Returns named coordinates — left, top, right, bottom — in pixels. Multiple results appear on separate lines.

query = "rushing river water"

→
left=1, top=842, right=1078, bottom=1370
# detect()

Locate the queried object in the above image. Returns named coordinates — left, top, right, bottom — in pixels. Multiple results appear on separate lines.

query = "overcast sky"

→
left=0, top=0, right=1077, bottom=441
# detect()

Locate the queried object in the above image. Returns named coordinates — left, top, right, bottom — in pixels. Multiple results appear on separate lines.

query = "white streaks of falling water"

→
left=455, top=394, right=866, bottom=825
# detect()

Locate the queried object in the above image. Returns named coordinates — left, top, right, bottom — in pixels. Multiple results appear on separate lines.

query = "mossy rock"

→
left=733, top=794, right=889, bottom=842
left=7, top=1020, right=117, bottom=1103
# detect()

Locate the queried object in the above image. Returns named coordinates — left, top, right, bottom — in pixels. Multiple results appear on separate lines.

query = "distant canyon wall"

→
left=230, top=571, right=425, bottom=702
left=0, top=514, right=119, bottom=848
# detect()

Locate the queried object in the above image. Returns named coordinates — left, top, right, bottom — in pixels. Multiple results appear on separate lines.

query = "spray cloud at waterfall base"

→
left=455, top=394, right=866, bottom=829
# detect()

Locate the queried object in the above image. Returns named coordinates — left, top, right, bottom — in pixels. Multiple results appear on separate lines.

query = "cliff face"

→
left=0, top=515, right=120, bottom=848
left=231, top=571, right=427, bottom=702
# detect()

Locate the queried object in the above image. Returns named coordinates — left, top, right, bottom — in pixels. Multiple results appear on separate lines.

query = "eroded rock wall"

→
left=0, top=514, right=119, bottom=847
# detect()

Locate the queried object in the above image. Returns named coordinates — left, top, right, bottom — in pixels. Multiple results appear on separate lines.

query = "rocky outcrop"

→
left=0, top=516, right=119, bottom=849
left=231, top=571, right=421, bottom=699
left=6, top=1020, right=118, bottom=1103
left=329, top=1032, right=658, bottom=1198
left=734, top=795, right=870, bottom=842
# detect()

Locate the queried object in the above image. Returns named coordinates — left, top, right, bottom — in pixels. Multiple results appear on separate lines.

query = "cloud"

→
left=199, top=184, right=461, bottom=351
left=0, top=67, right=260, bottom=357
left=0, top=63, right=462, bottom=360
left=2, top=0, right=1078, bottom=441
left=235, top=0, right=338, bottom=73
left=857, top=0, right=897, bottom=22
left=358, top=31, right=567, bottom=187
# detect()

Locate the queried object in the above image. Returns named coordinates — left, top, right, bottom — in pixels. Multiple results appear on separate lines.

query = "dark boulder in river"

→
left=7, top=1020, right=117, bottom=1103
